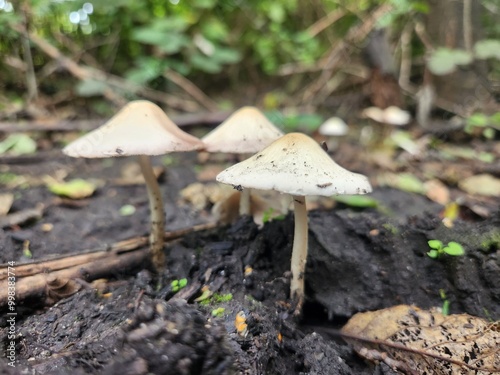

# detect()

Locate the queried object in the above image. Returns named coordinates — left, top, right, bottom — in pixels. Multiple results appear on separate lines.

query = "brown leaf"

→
left=342, top=305, right=500, bottom=374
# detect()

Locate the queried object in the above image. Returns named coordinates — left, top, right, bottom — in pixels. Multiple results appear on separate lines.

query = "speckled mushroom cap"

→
left=63, top=100, right=204, bottom=158
left=216, top=132, right=372, bottom=196
left=201, top=106, right=284, bottom=153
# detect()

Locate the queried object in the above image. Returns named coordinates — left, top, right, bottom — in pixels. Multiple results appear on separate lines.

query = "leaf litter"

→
left=342, top=304, right=500, bottom=374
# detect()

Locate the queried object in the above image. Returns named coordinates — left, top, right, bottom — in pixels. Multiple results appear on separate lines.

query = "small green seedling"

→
left=439, top=289, right=450, bottom=316
left=262, top=207, right=286, bottom=224
left=427, top=240, right=465, bottom=259
left=171, top=278, right=188, bottom=293
left=211, top=307, right=226, bottom=318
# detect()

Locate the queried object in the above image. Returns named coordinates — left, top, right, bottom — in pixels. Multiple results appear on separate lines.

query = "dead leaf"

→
left=0, top=193, right=14, bottom=216
left=48, top=179, right=96, bottom=199
left=377, top=173, right=426, bottom=194
left=113, top=163, right=164, bottom=185
left=342, top=305, right=500, bottom=374
left=459, top=174, right=500, bottom=197
left=424, top=179, right=450, bottom=205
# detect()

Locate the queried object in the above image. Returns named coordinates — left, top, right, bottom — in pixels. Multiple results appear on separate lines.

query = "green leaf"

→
left=428, top=48, right=473, bottom=75
left=211, top=47, right=241, bottom=64
left=467, top=113, right=489, bottom=127
left=76, top=79, right=108, bottom=97
left=474, top=40, right=500, bottom=60
left=190, top=53, right=222, bottom=73
left=0, top=134, right=37, bottom=155
left=48, top=179, right=96, bottom=199
left=178, top=278, right=188, bottom=288
left=428, top=240, right=443, bottom=250
left=444, top=241, right=465, bottom=256
left=427, top=249, right=439, bottom=258
left=334, top=195, right=379, bottom=208
left=119, top=204, right=136, bottom=216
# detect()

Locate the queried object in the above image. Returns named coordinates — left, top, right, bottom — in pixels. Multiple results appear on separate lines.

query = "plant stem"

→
left=239, top=188, right=251, bottom=216
left=138, top=154, right=165, bottom=273
left=290, top=194, right=307, bottom=314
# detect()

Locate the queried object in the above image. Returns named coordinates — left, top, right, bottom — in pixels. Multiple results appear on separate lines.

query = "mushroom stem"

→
left=290, top=194, right=307, bottom=313
left=239, top=188, right=251, bottom=216
left=138, top=154, right=165, bottom=273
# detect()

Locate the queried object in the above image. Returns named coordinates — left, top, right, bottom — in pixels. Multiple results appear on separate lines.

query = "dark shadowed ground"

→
left=0, top=146, right=499, bottom=374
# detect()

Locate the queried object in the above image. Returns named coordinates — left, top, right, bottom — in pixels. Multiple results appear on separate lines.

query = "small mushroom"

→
left=216, top=132, right=372, bottom=314
left=202, top=106, right=284, bottom=215
left=63, top=100, right=203, bottom=273
left=361, top=106, right=411, bottom=146
left=362, top=106, right=411, bottom=126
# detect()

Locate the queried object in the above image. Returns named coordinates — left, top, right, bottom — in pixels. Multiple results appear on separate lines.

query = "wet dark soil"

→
left=1, top=153, right=499, bottom=375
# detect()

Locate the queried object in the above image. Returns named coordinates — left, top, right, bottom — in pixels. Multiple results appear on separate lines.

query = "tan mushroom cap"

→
left=201, top=106, right=284, bottom=153
left=63, top=100, right=204, bottom=158
left=216, top=132, right=372, bottom=196
left=362, top=106, right=411, bottom=126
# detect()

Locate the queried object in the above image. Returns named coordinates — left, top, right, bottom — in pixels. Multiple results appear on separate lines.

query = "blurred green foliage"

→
left=0, top=0, right=338, bottom=91
left=1, top=0, right=499, bottom=112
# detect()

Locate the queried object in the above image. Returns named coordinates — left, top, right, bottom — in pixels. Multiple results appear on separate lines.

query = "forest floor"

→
left=0, top=122, right=499, bottom=374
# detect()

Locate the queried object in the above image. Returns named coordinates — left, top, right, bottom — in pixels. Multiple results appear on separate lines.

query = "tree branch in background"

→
left=20, top=2, right=38, bottom=103
left=305, top=8, right=346, bottom=38
left=163, top=69, right=219, bottom=112
left=9, top=23, right=200, bottom=112
left=299, top=3, right=393, bottom=106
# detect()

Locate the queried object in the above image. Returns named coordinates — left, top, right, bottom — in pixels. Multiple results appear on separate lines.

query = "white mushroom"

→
left=63, top=100, right=204, bottom=272
left=216, top=132, right=372, bottom=314
left=318, top=117, right=348, bottom=136
left=202, top=106, right=284, bottom=215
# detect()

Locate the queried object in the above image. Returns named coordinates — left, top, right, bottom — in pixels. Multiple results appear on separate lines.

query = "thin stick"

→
left=163, top=69, right=218, bottom=112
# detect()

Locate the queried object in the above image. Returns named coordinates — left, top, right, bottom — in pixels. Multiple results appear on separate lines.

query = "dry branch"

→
left=299, top=3, right=393, bottom=105
left=0, top=223, right=217, bottom=307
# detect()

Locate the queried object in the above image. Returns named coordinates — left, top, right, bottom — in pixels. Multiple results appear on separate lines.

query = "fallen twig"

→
left=0, top=222, right=218, bottom=308
left=0, top=222, right=217, bottom=280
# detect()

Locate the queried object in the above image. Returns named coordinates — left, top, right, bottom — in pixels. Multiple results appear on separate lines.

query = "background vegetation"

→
left=0, top=0, right=499, bottom=118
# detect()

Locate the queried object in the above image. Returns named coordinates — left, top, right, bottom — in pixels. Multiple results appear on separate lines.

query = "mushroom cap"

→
left=63, top=100, right=204, bottom=158
left=362, top=106, right=411, bottom=126
left=201, top=106, right=284, bottom=153
left=318, top=117, right=348, bottom=136
left=216, top=132, right=372, bottom=196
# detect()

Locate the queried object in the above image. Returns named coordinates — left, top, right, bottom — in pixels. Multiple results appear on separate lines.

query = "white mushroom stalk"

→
left=62, top=100, right=204, bottom=274
left=216, top=132, right=372, bottom=314
left=201, top=106, right=283, bottom=216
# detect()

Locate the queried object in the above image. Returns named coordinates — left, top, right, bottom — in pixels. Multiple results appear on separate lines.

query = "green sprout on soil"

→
left=199, top=293, right=233, bottom=306
left=439, top=289, right=450, bottom=316
left=382, top=223, right=399, bottom=235
left=427, top=240, right=465, bottom=259
left=262, top=207, right=285, bottom=224
left=211, top=307, right=226, bottom=318
left=171, top=278, right=188, bottom=293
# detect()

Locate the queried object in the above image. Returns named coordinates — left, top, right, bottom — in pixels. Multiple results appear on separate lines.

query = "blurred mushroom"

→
left=63, top=100, right=203, bottom=273
left=361, top=106, right=411, bottom=146
left=216, top=132, right=372, bottom=314
left=202, top=106, right=284, bottom=215
left=318, top=117, right=348, bottom=137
